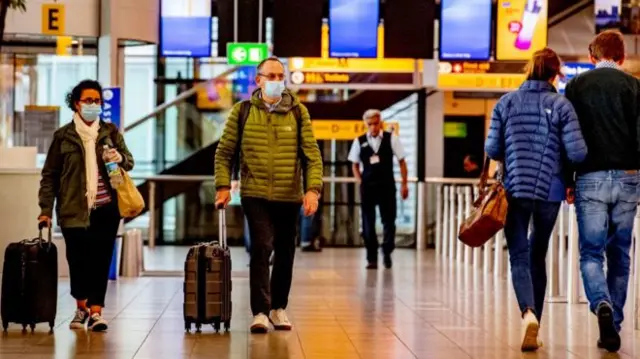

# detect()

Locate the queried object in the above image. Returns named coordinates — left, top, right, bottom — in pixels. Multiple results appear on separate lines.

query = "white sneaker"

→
left=250, top=313, right=270, bottom=334
left=88, top=313, right=108, bottom=332
left=521, top=311, right=540, bottom=352
left=269, top=309, right=292, bottom=330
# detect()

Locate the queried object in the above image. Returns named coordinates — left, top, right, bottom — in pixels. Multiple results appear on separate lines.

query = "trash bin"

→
left=121, top=229, right=144, bottom=277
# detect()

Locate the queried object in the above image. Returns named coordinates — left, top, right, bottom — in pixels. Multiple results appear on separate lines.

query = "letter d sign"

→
left=41, top=4, right=65, bottom=36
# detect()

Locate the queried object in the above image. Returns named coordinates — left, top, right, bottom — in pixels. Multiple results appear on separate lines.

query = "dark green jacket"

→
left=214, top=89, right=323, bottom=202
left=38, top=121, right=134, bottom=228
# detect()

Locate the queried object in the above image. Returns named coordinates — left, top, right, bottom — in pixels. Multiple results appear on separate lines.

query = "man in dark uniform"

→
left=349, top=109, right=409, bottom=269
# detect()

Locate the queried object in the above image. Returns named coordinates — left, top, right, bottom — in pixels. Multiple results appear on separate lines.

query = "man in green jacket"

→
left=214, top=57, right=323, bottom=333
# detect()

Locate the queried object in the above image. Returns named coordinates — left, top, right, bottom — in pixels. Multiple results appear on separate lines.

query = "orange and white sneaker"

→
left=521, top=310, right=540, bottom=352
left=269, top=309, right=292, bottom=331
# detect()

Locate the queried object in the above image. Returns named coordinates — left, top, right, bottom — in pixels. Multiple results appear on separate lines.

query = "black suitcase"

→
left=1, top=225, right=58, bottom=332
left=183, top=208, right=232, bottom=333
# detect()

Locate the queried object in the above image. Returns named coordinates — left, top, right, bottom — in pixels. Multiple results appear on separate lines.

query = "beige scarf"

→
left=73, top=113, right=100, bottom=209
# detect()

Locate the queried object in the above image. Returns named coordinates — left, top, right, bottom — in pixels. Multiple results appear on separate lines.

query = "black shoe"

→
left=383, top=255, right=392, bottom=269
left=596, top=303, right=621, bottom=352
left=366, top=262, right=378, bottom=270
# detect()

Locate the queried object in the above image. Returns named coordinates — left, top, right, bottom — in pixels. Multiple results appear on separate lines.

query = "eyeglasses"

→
left=258, top=73, right=285, bottom=81
left=79, top=98, right=101, bottom=105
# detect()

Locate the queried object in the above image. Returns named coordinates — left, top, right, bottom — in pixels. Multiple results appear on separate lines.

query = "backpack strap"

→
left=293, top=105, right=308, bottom=190
left=231, top=101, right=252, bottom=181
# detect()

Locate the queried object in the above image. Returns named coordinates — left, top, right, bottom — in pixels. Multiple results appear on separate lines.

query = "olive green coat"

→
left=38, top=121, right=134, bottom=228
left=214, top=89, right=323, bottom=202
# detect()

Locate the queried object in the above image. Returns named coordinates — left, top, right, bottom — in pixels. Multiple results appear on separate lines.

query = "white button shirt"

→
left=347, top=131, right=406, bottom=163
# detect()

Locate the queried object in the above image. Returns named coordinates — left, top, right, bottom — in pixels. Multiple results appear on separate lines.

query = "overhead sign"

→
left=56, top=36, right=72, bottom=56
left=41, top=3, right=65, bottom=36
left=102, top=88, right=121, bottom=129
left=289, top=57, right=421, bottom=73
left=291, top=71, right=413, bottom=86
left=311, top=120, right=399, bottom=140
left=437, top=61, right=527, bottom=91
left=227, top=43, right=269, bottom=66
left=557, top=62, right=594, bottom=94
left=496, top=0, right=548, bottom=60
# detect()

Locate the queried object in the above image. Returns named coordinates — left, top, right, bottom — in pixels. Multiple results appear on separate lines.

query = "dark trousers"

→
left=242, top=197, right=300, bottom=316
left=504, top=198, right=561, bottom=322
left=360, top=183, right=397, bottom=263
left=61, top=203, right=120, bottom=308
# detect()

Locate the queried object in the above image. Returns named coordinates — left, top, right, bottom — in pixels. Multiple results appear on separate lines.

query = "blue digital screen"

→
left=160, top=0, right=211, bottom=58
left=439, top=0, right=492, bottom=61
left=558, top=63, right=594, bottom=94
left=329, top=0, right=379, bottom=58
left=160, top=17, right=211, bottom=57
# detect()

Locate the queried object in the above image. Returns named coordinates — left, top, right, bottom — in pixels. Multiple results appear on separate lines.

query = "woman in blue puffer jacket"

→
left=484, top=47, right=588, bottom=352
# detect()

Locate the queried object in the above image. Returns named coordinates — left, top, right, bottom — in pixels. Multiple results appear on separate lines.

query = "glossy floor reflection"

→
left=1, top=248, right=640, bottom=358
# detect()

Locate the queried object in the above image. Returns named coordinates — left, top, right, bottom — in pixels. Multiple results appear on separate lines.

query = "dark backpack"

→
left=231, top=101, right=305, bottom=183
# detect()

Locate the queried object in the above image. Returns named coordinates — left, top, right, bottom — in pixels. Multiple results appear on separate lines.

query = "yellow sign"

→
left=42, top=3, right=65, bottom=36
left=496, top=0, right=548, bottom=60
left=56, top=36, right=73, bottom=56
left=438, top=73, right=526, bottom=90
left=311, top=120, right=399, bottom=140
left=289, top=57, right=421, bottom=73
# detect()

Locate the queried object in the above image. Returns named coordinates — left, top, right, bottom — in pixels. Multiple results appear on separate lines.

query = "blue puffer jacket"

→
left=485, top=80, right=588, bottom=201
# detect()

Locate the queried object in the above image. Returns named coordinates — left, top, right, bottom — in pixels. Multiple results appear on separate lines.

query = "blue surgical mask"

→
left=264, top=80, right=285, bottom=98
left=80, top=103, right=102, bottom=122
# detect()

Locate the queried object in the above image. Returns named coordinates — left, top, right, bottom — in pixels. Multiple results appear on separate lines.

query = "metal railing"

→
left=124, top=65, right=240, bottom=132
left=431, top=180, right=640, bottom=330
left=131, top=174, right=420, bottom=248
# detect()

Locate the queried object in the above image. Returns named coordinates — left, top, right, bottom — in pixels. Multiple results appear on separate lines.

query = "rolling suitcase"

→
left=183, top=207, right=232, bottom=333
left=1, top=224, right=58, bottom=333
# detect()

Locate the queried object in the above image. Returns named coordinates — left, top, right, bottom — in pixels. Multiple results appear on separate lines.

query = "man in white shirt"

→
left=348, top=109, right=409, bottom=269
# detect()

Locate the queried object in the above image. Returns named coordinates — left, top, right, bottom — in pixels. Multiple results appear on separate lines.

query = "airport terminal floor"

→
left=2, top=248, right=640, bottom=358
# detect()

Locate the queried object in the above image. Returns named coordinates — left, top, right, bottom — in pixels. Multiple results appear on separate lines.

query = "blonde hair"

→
left=524, top=48, right=562, bottom=82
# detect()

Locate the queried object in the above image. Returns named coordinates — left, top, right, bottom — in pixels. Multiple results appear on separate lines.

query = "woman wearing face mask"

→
left=38, top=79, right=134, bottom=332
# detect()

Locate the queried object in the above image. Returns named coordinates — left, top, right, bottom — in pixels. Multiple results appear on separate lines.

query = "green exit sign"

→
left=227, top=43, right=269, bottom=66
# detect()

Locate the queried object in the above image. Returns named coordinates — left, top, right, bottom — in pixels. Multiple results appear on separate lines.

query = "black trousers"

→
left=242, top=197, right=300, bottom=316
left=61, top=203, right=120, bottom=308
left=360, top=183, right=397, bottom=263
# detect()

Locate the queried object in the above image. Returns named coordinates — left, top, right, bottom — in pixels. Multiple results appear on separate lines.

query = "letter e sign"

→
left=41, top=4, right=65, bottom=36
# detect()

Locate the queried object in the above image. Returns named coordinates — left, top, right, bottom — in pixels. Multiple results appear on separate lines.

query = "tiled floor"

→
left=2, top=248, right=640, bottom=358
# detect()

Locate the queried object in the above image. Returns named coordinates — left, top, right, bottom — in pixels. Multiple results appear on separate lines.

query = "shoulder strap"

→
left=294, top=105, right=308, bottom=189
left=232, top=101, right=251, bottom=181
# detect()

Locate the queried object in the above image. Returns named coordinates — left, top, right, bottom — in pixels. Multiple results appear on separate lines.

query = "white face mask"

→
left=263, top=80, right=285, bottom=98
left=80, top=103, right=102, bottom=122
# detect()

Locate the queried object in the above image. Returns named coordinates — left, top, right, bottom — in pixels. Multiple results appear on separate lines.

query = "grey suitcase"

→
left=183, top=208, right=232, bottom=332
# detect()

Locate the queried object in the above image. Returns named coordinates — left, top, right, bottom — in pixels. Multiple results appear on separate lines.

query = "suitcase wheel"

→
left=195, top=323, right=202, bottom=333
left=213, top=321, right=220, bottom=333
left=224, top=320, right=230, bottom=331
left=2, top=322, right=7, bottom=333
left=21, top=324, right=27, bottom=333
left=49, top=321, right=55, bottom=333
left=185, top=321, right=191, bottom=333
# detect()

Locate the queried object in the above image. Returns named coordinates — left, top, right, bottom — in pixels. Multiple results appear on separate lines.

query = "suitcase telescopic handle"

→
left=217, top=205, right=227, bottom=248
left=37, top=221, right=53, bottom=248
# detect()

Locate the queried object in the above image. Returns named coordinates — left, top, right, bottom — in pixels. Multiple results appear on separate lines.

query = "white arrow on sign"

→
left=232, top=47, right=248, bottom=63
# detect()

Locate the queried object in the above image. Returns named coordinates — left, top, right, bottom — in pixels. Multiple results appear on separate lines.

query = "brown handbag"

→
left=458, top=157, right=508, bottom=248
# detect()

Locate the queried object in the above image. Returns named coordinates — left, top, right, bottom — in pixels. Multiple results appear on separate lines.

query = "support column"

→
left=424, top=91, right=444, bottom=249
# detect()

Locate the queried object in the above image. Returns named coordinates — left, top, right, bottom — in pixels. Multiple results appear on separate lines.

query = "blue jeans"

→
left=504, top=198, right=561, bottom=322
left=300, top=208, right=314, bottom=246
left=576, top=170, right=639, bottom=331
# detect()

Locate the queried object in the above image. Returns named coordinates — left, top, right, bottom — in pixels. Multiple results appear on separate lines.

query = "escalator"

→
left=549, top=0, right=593, bottom=27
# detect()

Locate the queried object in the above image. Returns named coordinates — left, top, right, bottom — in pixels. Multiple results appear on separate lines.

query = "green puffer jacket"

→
left=214, top=89, right=323, bottom=202
left=39, top=121, right=134, bottom=228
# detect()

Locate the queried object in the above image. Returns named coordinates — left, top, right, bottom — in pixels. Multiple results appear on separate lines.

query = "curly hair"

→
left=65, top=79, right=103, bottom=112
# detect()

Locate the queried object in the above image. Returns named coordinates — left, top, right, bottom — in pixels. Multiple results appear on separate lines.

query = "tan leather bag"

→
left=117, top=169, right=145, bottom=218
left=458, top=157, right=508, bottom=248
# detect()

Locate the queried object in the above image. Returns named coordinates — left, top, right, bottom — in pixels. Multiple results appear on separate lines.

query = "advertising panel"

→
left=496, top=0, right=548, bottom=60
